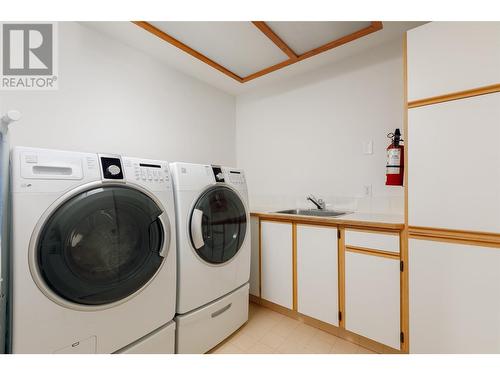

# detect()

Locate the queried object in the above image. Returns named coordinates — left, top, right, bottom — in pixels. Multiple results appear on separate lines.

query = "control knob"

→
left=107, top=164, right=121, bottom=176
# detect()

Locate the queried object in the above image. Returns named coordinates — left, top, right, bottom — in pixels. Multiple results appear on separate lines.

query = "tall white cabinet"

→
left=407, top=21, right=500, bottom=353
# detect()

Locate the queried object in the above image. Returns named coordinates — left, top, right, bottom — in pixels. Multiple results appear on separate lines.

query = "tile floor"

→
left=211, top=302, right=376, bottom=354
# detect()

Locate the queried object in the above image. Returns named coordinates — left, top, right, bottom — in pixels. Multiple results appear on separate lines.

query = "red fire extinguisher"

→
left=386, top=128, right=404, bottom=186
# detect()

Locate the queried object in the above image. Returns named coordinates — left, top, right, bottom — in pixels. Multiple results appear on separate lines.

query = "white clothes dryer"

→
left=170, top=162, right=250, bottom=353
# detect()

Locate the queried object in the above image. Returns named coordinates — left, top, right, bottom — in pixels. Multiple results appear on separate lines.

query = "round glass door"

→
left=189, top=185, right=247, bottom=264
left=36, top=185, right=166, bottom=306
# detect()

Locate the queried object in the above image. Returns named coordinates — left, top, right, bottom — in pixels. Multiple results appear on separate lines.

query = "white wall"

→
left=1, top=22, right=405, bottom=215
left=0, top=22, right=236, bottom=165
left=236, top=39, right=404, bottom=214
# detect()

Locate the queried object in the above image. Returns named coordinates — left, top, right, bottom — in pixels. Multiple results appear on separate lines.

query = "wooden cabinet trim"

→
left=400, top=228, right=409, bottom=353
left=409, top=226, right=500, bottom=249
left=345, top=246, right=400, bottom=260
left=338, top=227, right=346, bottom=329
left=258, top=218, right=262, bottom=297
left=257, top=216, right=296, bottom=224
left=252, top=212, right=404, bottom=230
left=408, top=83, right=500, bottom=109
left=402, top=34, right=409, bottom=353
left=345, top=227, right=400, bottom=236
left=292, top=223, right=298, bottom=312
left=403, top=32, right=409, bottom=235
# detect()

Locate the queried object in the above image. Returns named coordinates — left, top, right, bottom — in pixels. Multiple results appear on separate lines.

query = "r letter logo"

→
left=1, top=22, right=58, bottom=90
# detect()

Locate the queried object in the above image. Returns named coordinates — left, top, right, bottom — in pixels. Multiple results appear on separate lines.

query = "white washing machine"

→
left=8, top=147, right=177, bottom=354
left=170, top=162, right=250, bottom=354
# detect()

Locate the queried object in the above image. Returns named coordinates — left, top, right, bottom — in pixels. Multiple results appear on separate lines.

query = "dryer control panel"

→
left=224, top=168, right=246, bottom=186
left=123, top=157, right=171, bottom=190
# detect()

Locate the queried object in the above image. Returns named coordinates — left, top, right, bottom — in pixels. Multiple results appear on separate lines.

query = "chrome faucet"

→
left=306, top=194, right=325, bottom=210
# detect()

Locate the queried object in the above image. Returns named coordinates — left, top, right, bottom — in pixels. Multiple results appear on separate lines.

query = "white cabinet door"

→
left=297, top=225, right=338, bottom=326
left=345, top=251, right=400, bottom=349
left=260, top=221, right=293, bottom=309
left=249, top=217, right=260, bottom=297
left=407, top=22, right=500, bottom=101
left=410, top=239, right=500, bottom=353
left=408, top=92, right=500, bottom=232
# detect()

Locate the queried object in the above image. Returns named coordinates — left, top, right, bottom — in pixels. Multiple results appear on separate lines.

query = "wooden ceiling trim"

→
left=240, top=58, right=296, bottom=83
left=251, top=21, right=298, bottom=59
left=132, top=21, right=383, bottom=84
left=132, top=21, right=244, bottom=82
left=243, top=21, right=384, bottom=82
left=297, top=21, right=383, bottom=60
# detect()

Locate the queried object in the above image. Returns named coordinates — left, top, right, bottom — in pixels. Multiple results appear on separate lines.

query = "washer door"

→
left=36, top=185, right=166, bottom=306
left=189, top=185, right=247, bottom=264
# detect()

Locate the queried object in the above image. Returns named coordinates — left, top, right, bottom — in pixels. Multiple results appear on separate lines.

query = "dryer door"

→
left=35, top=185, right=167, bottom=307
left=189, top=185, right=247, bottom=264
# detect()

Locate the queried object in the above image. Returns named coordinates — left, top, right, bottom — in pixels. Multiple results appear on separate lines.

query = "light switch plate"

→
left=363, top=140, right=373, bottom=155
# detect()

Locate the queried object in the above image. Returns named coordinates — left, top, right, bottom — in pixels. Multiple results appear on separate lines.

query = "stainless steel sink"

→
left=275, top=209, right=347, bottom=217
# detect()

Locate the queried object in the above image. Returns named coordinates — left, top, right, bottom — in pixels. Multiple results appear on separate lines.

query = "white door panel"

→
left=407, top=22, right=500, bottom=101
left=260, top=221, right=293, bottom=309
left=297, top=225, right=338, bottom=325
left=345, top=251, right=400, bottom=349
left=410, top=239, right=500, bottom=353
left=408, top=92, right=500, bottom=232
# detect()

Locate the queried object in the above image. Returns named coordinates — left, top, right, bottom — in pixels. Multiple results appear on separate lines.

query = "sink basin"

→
left=275, top=209, right=347, bottom=217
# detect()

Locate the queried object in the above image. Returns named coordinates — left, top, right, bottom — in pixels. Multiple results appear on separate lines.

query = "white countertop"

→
left=250, top=206, right=404, bottom=227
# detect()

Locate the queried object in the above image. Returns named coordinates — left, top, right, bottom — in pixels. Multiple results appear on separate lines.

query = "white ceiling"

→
left=267, top=21, right=373, bottom=54
left=149, top=21, right=289, bottom=78
left=85, top=21, right=426, bottom=95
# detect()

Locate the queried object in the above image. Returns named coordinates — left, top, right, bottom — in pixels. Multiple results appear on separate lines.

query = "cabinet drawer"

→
left=345, top=230, right=399, bottom=254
